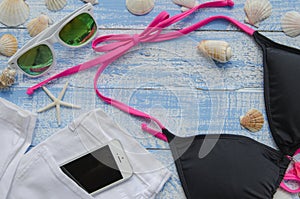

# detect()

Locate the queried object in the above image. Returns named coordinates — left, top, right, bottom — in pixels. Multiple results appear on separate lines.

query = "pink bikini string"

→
left=280, top=148, right=300, bottom=193
left=27, top=0, right=255, bottom=142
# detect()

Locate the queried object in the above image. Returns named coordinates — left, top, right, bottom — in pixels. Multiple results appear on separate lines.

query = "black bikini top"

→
left=26, top=1, right=300, bottom=198
left=254, top=31, right=300, bottom=156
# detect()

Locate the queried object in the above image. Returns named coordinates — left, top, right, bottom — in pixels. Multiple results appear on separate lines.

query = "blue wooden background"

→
left=0, top=0, right=300, bottom=198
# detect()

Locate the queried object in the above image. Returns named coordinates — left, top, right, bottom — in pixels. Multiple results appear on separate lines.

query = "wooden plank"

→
left=0, top=0, right=299, bottom=31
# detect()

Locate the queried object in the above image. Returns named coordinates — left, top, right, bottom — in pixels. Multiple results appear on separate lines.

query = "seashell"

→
left=281, top=11, right=300, bottom=38
left=126, top=0, right=155, bottom=15
left=0, top=0, right=30, bottom=27
left=0, top=67, right=16, bottom=89
left=180, top=1, right=200, bottom=12
left=244, top=0, right=272, bottom=27
left=0, top=34, right=18, bottom=57
left=81, top=0, right=98, bottom=5
left=172, top=0, right=197, bottom=9
left=240, top=109, right=264, bottom=132
left=197, top=40, right=232, bottom=63
left=45, top=0, right=67, bottom=11
left=27, top=14, right=51, bottom=37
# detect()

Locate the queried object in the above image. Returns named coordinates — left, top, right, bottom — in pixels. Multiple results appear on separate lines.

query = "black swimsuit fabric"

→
left=254, top=31, right=300, bottom=156
left=163, top=129, right=290, bottom=199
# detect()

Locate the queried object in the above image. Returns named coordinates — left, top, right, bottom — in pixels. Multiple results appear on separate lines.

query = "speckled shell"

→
left=81, top=0, right=98, bottom=5
left=281, top=11, right=300, bottom=38
left=197, top=40, right=232, bottom=63
left=0, top=0, right=30, bottom=27
left=240, top=109, right=264, bottom=132
left=126, top=0, right=155, bottom=15
left=27, top=14, right=51, bottom=37
left=45, top=0, right=67, bottom=11
left=0, top=67, right=16, bottom=89
left=0, top=34, right=18, bottom=57
left=244, top=0, right=272, bottom=27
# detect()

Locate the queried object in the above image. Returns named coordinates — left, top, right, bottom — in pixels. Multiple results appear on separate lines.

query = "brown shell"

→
left=240, top=109, right=264, bottom=132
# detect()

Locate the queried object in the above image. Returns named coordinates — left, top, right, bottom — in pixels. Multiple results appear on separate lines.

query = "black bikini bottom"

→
left=163, top=129, right=290, bottom=199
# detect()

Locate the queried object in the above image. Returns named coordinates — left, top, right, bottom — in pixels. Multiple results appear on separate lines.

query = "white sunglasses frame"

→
left=8, top=3, right=98, bottom=78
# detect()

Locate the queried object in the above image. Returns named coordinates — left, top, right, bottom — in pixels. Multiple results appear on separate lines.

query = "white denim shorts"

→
left=0, top=98, right=37, bottom=199
left=1, top=98, right=170, bottom=199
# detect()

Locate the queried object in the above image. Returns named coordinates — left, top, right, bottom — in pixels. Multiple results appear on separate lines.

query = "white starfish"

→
left=37, top=82, right=80, bottom=126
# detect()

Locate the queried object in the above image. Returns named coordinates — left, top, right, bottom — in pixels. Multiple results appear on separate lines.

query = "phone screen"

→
left=60, top=145, right=123, bottom=194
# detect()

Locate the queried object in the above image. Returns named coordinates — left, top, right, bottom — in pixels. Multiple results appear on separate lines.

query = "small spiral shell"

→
left=0, top=67, right=16, bottom=89
left=197, top=40, right=232, bottom=63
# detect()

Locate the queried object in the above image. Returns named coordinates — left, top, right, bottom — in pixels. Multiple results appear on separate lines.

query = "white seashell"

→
left=45, top=0, right=67, bottom=11
left=0, top=34, right=18, bottom=57
left=0, top=67, right=16, bottom=89
left=126, top=0, right=155, bottom=15
left=240, top=109, right=264, bottom=132
left=180, top=1, right=199, bottom=12
left=281, top=11, right=300, bottom=38
left=172, top=0, right=196, bottom=9
left=27, top=14, right=51, bottom=37
left=81, top=0, right=98, bottom=5
left=244, top=0, right=272, bottom=27
left=0, top=0, right=30, bottom=27
left=197, top=40, right=232, bottom=63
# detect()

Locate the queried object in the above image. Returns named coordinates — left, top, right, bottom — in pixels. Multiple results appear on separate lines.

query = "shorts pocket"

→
left=9, top=146, right=94, bottom=199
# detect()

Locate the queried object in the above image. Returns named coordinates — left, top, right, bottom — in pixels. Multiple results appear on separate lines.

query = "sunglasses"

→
left=8, top=3, right=98, bottom=78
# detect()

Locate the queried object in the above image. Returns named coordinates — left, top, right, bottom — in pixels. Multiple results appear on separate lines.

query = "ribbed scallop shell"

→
left=0, top=67, right=16, bottom=89
left=0, top=34, right=18, bottom=57
left=27, top=14, right=51, bottom=37
left=281, top=11, right=300, bottom=38
left=0, top=0, right=30, bottom=27
left=126, top=0, right=154, bottom=15
left=197, top=40, right=232, bottom=63
left=240, top=109, right=264, bottom=132
left=81, top=0, right=98, bottom=5
left=244, top=0, right=272, bottom=27
left=45, top=0, right=67, bottom=11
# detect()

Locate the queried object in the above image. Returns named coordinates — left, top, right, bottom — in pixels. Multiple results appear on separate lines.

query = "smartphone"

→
left=60, top=139, right=133, bottom=195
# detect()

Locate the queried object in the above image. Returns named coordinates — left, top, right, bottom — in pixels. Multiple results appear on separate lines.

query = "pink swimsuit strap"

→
left=280, top=148, right=300, bottom=193
left=27, top=0, right=255, bottom=141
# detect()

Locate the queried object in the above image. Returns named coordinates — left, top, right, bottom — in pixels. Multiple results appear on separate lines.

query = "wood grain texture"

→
left=0, top=0, right=300, bottom=198
left=0, top=0, right=299, bottom=31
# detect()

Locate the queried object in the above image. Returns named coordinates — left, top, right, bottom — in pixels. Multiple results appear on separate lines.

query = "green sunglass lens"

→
left=59, top=13, right=97, bottom=46
left=17, top=44, right=53, bottom=76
